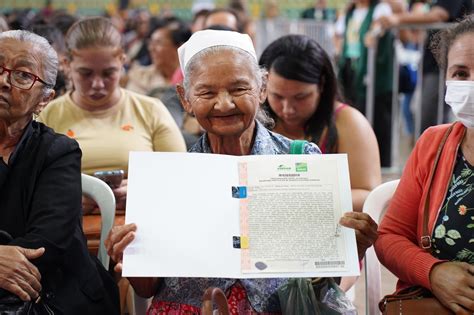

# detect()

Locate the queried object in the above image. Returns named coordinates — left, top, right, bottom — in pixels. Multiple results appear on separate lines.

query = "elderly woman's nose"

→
left=0, top=71, right=11, bottom=90
left=214, top=91, right=235, bottom=111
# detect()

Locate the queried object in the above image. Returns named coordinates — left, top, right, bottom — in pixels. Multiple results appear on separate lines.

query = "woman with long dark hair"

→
left=260, top=34, right=381, bottom=214
left=260, top=34, right=381, bottom=292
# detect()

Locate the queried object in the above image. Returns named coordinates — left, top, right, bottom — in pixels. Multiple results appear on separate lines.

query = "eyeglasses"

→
left=0, top=65, right=52, bottom=90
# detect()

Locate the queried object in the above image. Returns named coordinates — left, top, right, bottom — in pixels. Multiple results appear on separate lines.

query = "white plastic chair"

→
left=362, top=179, right=400, bottom=315
left=81, top=173, right=116, bottom=270
left=133, top=291, right=152, bottom=315
left=82, top=174, right=149, bottom=314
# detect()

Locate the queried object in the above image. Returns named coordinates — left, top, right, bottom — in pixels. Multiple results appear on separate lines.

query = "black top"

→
left=423, top=0, right=472, bottom=74
left=300, top=7, right=337, bottom=22
left=0, top=121, right=119, bottom=314
left=0, top=121, right=32, bottom=189
left=432, top=150, right=474, bottom=263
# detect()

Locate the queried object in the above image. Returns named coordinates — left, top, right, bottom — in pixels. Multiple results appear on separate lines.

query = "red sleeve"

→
left=374, top=130, right=444, bottom=290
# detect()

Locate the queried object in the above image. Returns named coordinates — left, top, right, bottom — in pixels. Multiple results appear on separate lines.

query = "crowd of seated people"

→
left=1, top=2, right=473, bottom=314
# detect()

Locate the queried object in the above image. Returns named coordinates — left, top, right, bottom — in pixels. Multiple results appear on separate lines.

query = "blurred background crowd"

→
left=1, top=1, right=473, bottom=314
left=2, top=0, right=468, bottom=171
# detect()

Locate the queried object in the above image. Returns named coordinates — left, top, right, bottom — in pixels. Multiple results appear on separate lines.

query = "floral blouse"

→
left=151, top=120, right=321, bottom=313
left=432, top=150, right=474, bottom=263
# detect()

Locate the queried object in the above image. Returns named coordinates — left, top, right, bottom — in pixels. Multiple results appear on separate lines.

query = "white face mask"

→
left=445, top=80, right=474, bottom=128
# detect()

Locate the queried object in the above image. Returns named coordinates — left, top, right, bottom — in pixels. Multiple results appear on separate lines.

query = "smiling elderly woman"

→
left=0, top=30, right=119, bottom=314
left=105, top=30, right=378, bottom=314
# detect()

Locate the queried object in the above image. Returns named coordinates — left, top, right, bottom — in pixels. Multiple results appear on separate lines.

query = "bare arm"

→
left=335, top=104, right=382, bottom=212
left=333, top=35, right=343, bottom=57
left=378, top=6, right=450, bottom=29
left=398, top=6, right=449, bottom=24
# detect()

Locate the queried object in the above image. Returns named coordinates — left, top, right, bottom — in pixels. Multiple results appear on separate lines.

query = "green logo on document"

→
left=277, top=164, right=292, bottom=171
left=295, top=162, right=308, bottom=172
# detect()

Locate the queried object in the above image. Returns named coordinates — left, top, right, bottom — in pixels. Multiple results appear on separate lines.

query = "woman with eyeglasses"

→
left=0, top=30, right=119, bottom=314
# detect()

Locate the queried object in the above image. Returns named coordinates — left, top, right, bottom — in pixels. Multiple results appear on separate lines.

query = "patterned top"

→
left=153, top=120, right=321, bottom=313
left=190, top=120, right=320, bottom=156
left=432, top=150, right=474, bottom=263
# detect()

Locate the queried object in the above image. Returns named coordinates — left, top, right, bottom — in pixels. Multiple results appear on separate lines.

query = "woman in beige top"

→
left=39, top=17, right=186, bottom=211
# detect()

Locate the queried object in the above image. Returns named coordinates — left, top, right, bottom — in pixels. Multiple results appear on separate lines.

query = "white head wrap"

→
left=178, top=29, right=257, bottom=76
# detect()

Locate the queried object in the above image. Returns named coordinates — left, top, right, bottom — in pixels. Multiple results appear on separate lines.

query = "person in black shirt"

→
left=0, top=30, right=119, bottom=314
left=301, top=0, right=337, bottom=22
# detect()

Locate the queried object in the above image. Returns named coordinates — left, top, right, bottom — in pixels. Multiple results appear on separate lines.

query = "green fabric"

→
left=338, top=5, right=394, bottom=100
left=290, top=140, right=308, bottom=154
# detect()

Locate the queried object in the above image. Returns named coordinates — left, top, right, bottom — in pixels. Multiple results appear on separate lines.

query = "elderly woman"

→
left=375, top=15, right=474, bottom=314
left=106, top=30, right=378, bottom=314
left=0, top=30, right=119, bottom=313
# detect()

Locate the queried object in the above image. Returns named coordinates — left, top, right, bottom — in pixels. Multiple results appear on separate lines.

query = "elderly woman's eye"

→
left=12, top=70, right=34, bottom=83
left=232, top=87, right=249, bottom=95
left=198, top=91, right=215, bottom=98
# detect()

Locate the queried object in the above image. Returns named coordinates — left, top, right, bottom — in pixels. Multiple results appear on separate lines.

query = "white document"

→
left=122, top=152, right=359, bottom=278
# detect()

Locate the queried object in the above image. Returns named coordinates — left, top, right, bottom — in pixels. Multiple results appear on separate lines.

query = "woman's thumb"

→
left=20, top=247, right=45, bottom=259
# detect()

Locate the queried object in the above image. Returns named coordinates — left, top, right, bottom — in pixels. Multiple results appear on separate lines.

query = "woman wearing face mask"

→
left=39, top=17, right=186, bottom=212
left=374, top=15, right=474, bottom=314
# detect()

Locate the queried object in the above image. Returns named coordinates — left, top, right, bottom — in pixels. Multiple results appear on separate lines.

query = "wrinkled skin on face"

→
left=177, top=49, right=266, bottom=155
left=0, top=38, right=54, bottom=139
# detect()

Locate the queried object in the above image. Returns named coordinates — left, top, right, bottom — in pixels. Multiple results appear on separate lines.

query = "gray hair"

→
left=0, top=30, right=58, bottom=93
left=182, top=45, right=274, bottom=128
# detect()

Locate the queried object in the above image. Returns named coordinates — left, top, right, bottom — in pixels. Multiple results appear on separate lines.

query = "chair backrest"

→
left=362, top=179, right=400, bottom=315
left=81, top=173, right=116, bottom=270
